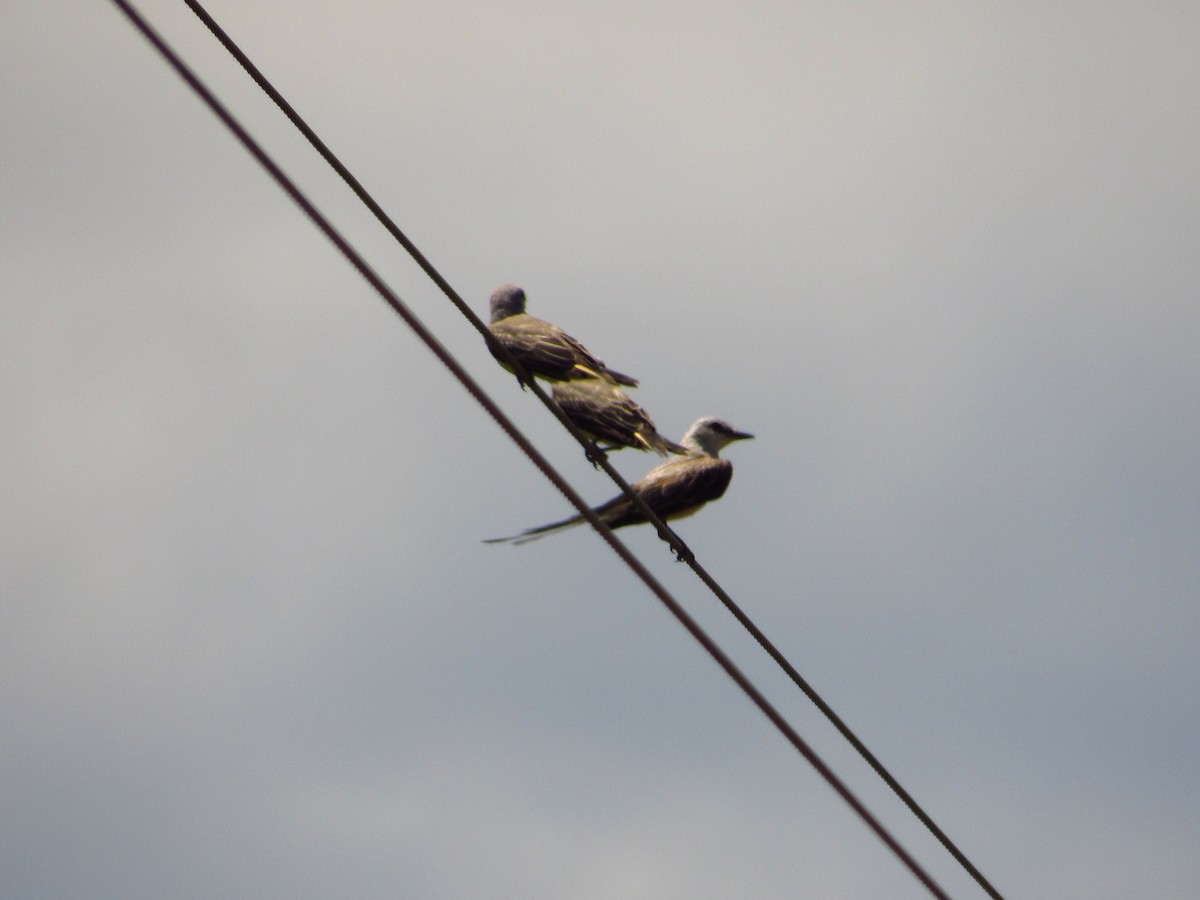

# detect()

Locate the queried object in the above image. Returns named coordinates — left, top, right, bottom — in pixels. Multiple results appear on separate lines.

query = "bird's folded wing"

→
left=491, top=318, right=580, bottom=376
left=601, top=456, right=733, bottom=528
left=553, top=381, right=648, bottom=444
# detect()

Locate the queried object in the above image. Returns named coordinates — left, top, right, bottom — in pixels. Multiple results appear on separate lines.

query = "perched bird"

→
left=551, top=379, right=687, bottom=456
left=487, top=284, right=638, bottom=386
left=485, top=417, right=753, bottom=545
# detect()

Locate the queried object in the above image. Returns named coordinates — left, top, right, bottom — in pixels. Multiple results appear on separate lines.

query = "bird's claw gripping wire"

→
left=584, top=443, right=608, bottom=468
left=660, top=528, right=693, bottom=563
left=124, top=6, right=993, bottom=892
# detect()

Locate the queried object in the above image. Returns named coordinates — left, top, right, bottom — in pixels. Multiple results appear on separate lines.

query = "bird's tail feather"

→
left=639, top=431, right=690, bottom=456
left=569, top=366, right=639, bottom=389
left=606, top=368, right=639, bottom=388
left=483, top=513, right=587, bottom=545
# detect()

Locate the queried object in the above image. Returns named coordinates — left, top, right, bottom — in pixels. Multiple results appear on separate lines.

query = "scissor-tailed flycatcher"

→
left=485, top=417, right=753, bottom=545
left=551, top=379, right=687, bottom=456
left=487, top=284, right=638, bottom=386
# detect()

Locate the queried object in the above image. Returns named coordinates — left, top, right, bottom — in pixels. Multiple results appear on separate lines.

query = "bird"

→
left=551, top=379, right=688, bottom=456
left=486, top=284, right=638, bottom=386
left=485, top=417, right=753, bottom=545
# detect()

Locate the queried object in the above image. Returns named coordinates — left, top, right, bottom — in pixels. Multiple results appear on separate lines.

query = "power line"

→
left=177, top=0, right=698, bottom=564
left=172, top=3, right=1004, bottom=898
left=107, top=2, right=954, bottom=897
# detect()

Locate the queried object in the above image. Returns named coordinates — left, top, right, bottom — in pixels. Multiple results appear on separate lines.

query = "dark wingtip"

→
left=643, top=432, right=689, bottom=456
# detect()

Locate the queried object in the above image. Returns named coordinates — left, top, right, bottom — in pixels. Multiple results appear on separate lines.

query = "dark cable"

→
left=177, top=0, right=696, bottom=562
left=107, top=2, right=953, bottom=896
left=174, top=3, right=1003, bottom=897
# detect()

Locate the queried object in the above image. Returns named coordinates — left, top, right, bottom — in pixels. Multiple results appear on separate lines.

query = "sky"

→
left=3, top=1, right=1198, bottom=897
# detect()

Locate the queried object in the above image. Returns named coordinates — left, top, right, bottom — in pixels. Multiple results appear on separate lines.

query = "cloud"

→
left=2, top=1, right=1198, bottom=896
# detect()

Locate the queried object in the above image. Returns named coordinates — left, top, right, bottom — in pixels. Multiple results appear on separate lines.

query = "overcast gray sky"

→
left=3, top=1, right=1199, bottom=897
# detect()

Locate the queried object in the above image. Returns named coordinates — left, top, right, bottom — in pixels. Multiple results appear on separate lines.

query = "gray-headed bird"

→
left=485, top=417, right=753, bottom=545
left=487, top=284, right=638, bottom=386
left=552, top=379, right=687, bottom=456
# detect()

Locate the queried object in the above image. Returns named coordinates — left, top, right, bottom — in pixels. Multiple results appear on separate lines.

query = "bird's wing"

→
left=485, top=456, right=733, bottom=544
left=490, top=315, right=638, bottom=386
left=598, top=456, right=734, bottom=529
left=553, top=381, right=653, bottom=449
left=555, top=330, right=638, bottom=386
left=488, top=316, right=582, bottom=380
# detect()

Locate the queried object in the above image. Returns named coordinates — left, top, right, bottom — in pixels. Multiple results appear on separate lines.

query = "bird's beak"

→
left=732, top=430, right=754, bottom=441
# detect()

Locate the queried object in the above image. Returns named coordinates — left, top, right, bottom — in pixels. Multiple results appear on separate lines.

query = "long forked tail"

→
left=483, top=512, right=587, bottom=545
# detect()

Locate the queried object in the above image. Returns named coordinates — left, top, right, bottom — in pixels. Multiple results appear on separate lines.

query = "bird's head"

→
left=681, top=417, right=754, bottom=458
left=489, top=284, right=527, bottom=323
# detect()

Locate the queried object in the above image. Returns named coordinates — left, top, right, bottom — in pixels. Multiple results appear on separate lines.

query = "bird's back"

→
left=489, top=314, right=637, bottom=386
left=598, top=454, right=734, bottom=528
